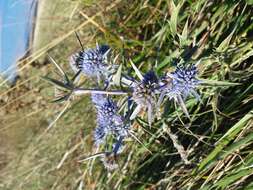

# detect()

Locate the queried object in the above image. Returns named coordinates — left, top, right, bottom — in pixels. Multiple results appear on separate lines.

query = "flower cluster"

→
left=45, top=37, right=202, bottom=169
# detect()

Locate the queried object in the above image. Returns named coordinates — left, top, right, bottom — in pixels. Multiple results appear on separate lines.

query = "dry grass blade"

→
left=163, top=123, right=190, bottom=165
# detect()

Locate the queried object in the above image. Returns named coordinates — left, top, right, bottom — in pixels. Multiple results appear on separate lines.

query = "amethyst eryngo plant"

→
left=43, top=38, right=204, bottom=169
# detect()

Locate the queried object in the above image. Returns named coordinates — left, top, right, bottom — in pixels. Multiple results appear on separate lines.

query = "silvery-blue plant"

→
left=44, top=36, right=207, bottom=169
left=171, top=65, right=200, bottom=99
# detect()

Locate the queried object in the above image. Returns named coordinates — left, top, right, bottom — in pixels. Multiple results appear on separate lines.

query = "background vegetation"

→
left=0, top=0, right=253, bottom=189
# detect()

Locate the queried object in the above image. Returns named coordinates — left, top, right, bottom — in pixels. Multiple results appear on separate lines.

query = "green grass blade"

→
left=197, top=111, right=253, bottom=172
left=200, top=79, right=241, bottom=87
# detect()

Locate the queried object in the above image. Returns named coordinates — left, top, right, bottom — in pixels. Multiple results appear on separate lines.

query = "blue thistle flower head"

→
left=132, top=70, right=158, bottom=104
left=158, top=64, right=200, bottom=118
left=173, top=65, right=198, bottom=86
left=98, top=98, right=117, bottom=119
left=171, top=64, right=200, bottom=98
left=130, top=70, right=159, bottom=126
left=69, top=44, right=110, bottom=77
left=91, top=94, right=129, bottom=146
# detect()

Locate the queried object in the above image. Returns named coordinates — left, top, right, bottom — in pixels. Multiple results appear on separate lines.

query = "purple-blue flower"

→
left=130, top=70, right=159, bottom=126
left=69, top=44, right=110, bottom=78
left=158, top=64, right=200, bottom=117
left=91, top=94, right=129, bottom=146
left=171, top=65, right=200, bottom=99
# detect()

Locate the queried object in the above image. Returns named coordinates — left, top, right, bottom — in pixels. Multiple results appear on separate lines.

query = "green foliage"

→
left=2, top=0, right=253, bottom=189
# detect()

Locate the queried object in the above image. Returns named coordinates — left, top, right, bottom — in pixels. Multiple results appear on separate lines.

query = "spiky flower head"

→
left=96, top=96, right=117, bottom=118
left=93, top=94, right=123, bottom=127
left=171, top=65, right=199, bottom=99
left=92, top=94, right=129, bottom=146
left=92, top=95, right=128, bottom=170
left=158, top=64, right=200, bottom=118
left=130, top=70, right=159, bottom=126
left=131, top=74, right=157, bottom=107
left=69, top=44, right=110, bottom=77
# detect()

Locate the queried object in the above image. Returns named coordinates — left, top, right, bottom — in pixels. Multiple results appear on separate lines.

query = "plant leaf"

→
left=130, top=60, right=143, bottom=81
left=169, top=0, right=183, bottom=36
left=200, top=79, right=241, bottom=86
left=41, top=76, right=72, bottom=90
left=179, top=19, right=189, bottom=46
left=112, top=64, right=122, bottom=86
left=48, top=54, right=70, bottom=84
left=177, top=95, right=190, bottom=119
left=51, top=94, right=71, bottom=103
left=71, top=69, right=82, bottom=84
left=130, top=105, right=143, bottom=120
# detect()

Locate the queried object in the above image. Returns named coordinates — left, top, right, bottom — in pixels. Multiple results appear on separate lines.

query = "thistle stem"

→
left=73, top=88, right=128, bottom=96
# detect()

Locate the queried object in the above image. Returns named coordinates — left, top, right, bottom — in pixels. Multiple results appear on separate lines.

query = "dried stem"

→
left=164, top=123, right=190, bottom=164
